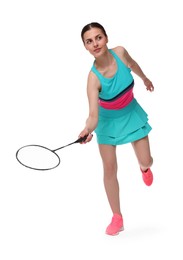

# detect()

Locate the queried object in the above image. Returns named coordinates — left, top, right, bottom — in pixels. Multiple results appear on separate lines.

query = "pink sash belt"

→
left=99, top=88, right=134, bottom=110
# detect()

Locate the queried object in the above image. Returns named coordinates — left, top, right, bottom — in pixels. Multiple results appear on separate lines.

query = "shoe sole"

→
left=106, top=226, right=124, bottom=236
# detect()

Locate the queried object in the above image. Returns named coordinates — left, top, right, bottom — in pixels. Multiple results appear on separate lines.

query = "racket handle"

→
left=76, top=135, right=88, bottom=143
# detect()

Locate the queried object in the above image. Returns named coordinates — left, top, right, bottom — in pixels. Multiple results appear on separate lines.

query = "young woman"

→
left=79, top=22, right=154, bottom=236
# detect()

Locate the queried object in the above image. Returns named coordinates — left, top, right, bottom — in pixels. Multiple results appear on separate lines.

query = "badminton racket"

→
left=16, top=135, right=88, bottom=171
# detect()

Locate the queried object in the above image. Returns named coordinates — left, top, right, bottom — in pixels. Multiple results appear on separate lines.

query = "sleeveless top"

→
left=91, top=49, right=134, bottom=110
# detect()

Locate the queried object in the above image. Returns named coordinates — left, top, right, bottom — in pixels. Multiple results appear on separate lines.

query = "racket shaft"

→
left=53, top=135, right=88, bottom=152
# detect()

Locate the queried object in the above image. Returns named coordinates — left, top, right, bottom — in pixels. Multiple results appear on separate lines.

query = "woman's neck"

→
left=95, top=49, right=114, bottom=68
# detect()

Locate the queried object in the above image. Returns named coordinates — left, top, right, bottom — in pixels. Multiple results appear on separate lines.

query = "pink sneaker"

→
left=141, top=168, right=153, bottom=186
left=106, top=213, right=124, bottom=236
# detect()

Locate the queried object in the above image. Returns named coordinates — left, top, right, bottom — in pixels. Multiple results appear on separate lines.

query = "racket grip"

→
left=76, top=135, right=88, bottom=143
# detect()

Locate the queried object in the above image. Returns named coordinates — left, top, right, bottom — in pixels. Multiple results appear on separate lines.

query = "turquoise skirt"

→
left=94, top=98, right=152, bottom=145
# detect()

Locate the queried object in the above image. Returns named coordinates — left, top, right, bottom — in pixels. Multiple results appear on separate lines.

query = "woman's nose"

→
left=93, top=41, right=98, bottom=47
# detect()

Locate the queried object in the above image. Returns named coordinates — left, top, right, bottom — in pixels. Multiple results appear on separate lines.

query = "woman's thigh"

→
left=98, top=144, right=117, bottom=172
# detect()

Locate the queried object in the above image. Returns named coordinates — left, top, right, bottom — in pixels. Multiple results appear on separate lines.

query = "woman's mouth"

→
left=94, top=48, right=101, bottom=53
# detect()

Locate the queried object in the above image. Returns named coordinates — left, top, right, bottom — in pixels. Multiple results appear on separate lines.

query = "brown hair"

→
left=81, top=22, right=107, bottom=42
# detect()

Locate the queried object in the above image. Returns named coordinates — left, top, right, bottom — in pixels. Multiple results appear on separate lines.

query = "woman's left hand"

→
left=144, top=78, right=154, bottom=92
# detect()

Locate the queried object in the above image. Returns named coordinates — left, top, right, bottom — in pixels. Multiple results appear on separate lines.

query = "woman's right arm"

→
left=79, top=71, right=100, bottom=142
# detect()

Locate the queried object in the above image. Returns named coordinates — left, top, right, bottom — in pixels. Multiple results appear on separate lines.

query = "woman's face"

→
left=83, top=27, right=108, bottom=58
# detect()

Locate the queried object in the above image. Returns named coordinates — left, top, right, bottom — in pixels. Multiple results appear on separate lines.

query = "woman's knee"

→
left=103, top=161, right=117, bottom=179
left=99, top=144, right=117, bottom=178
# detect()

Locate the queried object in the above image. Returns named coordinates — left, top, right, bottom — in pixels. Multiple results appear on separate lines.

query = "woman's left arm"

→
left=119, top=46, right=154, bottom=92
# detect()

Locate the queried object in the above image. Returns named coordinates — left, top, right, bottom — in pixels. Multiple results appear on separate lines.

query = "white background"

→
left=0, top=0, right=183, bottom=259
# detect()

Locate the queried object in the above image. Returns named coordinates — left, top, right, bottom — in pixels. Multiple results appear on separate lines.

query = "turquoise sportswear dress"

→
left=91, top=49, right=152, bottom=145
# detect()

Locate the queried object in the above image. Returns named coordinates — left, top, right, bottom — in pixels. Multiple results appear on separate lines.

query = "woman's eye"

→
left=97, top=36, right=102, bottom=40
left=86, top=40, right=92, bottom=44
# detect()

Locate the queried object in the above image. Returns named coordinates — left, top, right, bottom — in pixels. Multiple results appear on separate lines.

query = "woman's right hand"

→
left=79, top=129, right=93, bottom=144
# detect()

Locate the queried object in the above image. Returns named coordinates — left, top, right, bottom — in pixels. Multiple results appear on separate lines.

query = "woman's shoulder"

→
left=88, top=69, right=101, bottom=84
left=87, top=70, right=101, bottom=92
left=111, top=46, right=126, bottom=56
left=111, top=46, right=129, bottom=67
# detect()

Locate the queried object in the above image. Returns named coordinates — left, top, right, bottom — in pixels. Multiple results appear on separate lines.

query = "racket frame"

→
left=16, top=135, right=88, bottom=171
left=16, top=144, right=61, bottom=171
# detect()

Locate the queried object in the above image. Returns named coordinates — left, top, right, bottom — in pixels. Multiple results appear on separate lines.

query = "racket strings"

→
left=16, top=145, right=60, bottom=170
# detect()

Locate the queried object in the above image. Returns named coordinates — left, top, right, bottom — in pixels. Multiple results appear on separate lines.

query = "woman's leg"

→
left=131, top=135, right=153, bottom=171
left=98, top=144, right=122, bottom=215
